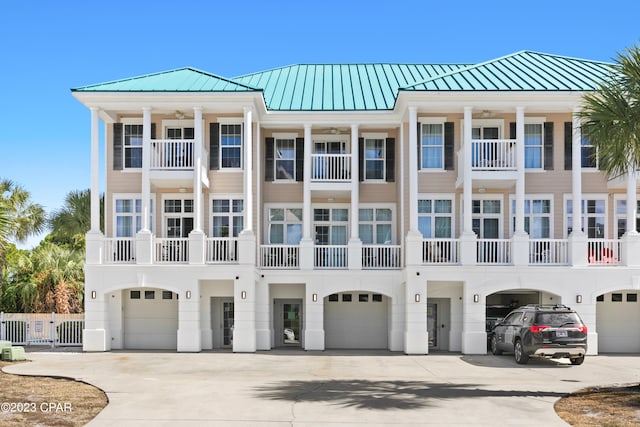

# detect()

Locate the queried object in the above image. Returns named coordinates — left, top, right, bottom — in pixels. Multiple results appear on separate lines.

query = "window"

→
left=581, top=136, right=597, bottom=168
left=359, top=294, right=369, bottom=302
left=359, top=207, right=392, bottom=244
left=328, top=294, right=339, bottom=302
left=268, top=207, right=302, bottom=244
left=365, top=137, right=385, bottom=180
left=144, top=290, right=155, bottom=299
left=115, top=196, right=154, bottom=237
left=275, top=138, right=295, bottom=180
left=614, top=198, right=640, bottom=238
left=211, top=198, right=244, bottom=237
left=421, top=123, right=443, bottom=169
left=418, top=198, right=453, bottom=238
left=524, top=124, right=543, bottom=169
left=165, top=126, right=194, bottom=140
left=566, top=198, right=606, bottom=238
left=130, top=290, right=141, bottom=299
left=164, top=198, right=194, bottom=238
left=372, top=294, right=383, bottom=302
left=628, top=293, right=638, bottom=302
left=472, top=199, right=501, bottom=239
left=124, top=124, right=143, bottom=168
left=221, top=124, right=242, bottom=168
left=342, top=294, right=352, bottom=302
left=612, top=293, right=623, bottom=302
left=314, top=208, right=348, bottom=245
left=162, top=291, right=173, bottom=300
left=511, top=198, right=551, bottom=238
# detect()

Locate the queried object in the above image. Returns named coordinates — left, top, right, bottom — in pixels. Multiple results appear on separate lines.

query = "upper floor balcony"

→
left=456, top=139, right=518, bottom=188
left=147, top=139, right=209, bottom=189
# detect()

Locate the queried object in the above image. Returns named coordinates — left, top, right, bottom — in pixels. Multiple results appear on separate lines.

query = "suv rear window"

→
left=535, top=312, right=582, bottom=326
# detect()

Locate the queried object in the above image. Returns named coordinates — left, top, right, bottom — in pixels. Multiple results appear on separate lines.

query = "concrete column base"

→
left=177, top=326, right=202, bottom=352
left=304, top=329, right=325, bottom=351
left=461, top=331, right=486, bottom=354
left=256, top=329, right=271, bottom=350
left=404, top=331, right=428, bottom=354
left=83, top=329, right=110, bottom=352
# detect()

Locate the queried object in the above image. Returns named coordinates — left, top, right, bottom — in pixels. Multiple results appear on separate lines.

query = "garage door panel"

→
left=597, top=291, right=640, bottom=353
left=324, top=293, right=388, bottom=349
left=123, top=288, right=178, bottom=350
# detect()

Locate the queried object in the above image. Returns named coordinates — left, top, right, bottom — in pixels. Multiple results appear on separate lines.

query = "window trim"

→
left=524, top=118, right=545, bottom=170
left=467, top=194, right=504, bottom=239
left=121, top=119, right=143, bottom=170
left=263, top=203, right=303, bottom=245
left=161, top=194, right=195, bottom=238
left=613, top=194, right=640, bottom=238
left=218, top=120, right=243, bottom=170
left=563, top=193, right=608, bottom=238
left=508, top=194, right=554, bottom=238
left=419, top=117, right=446, bottom=171
left=418, top=193, right=456, bottom=238
left=112, top=193, right=155, bottom=237
left=273, top=133, right=298, bottom=182
left=362, top=132, right=387, bottom=181
left=210, top=194, right=244, bottom=238
left=358, top=203, right=395, bottom=244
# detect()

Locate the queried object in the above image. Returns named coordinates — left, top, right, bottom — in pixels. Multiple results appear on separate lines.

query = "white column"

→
left=571, top=109, right=584, bottom=235
left=515, top=107, right=526, bottom=234
left=350, top=124, right=359, bottom=240
left=408, top=107, right=419, bottom=233
left=243, top=107, right=253, bottom=233
left=141, top=107, right=152, bottom=232
left=193, top=107, right=203, bottom=232
left=303, top=124, right=312, bottom=239
left=463, top=107, right=473, bottom=235
left=90, top=108, right=101, bottom=233
left=626, top=168, right=637, bottom=234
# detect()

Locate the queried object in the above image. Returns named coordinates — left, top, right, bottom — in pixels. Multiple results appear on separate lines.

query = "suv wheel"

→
left=491, top=335, right=502, bottom=355
left=514, top=340, right=529, bottom=364
left=570, top=356, right=585, bottom=366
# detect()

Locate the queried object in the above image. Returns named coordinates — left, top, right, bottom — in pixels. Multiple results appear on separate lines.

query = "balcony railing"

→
left=471, top=139, right=516, bottom=170
left=422, top=239, right=460, bottom=264
left=104, top=238, right=136, bottom=263
left=477, top=239, right=511, bottom=264
left=260, top=245, right=299, bottom=269
left=311, top=154, right=351, bottom=181
left=529, top=239, right=569, bottom=265
left=588, top=239, right=621, bottom=265
left=362, top=245, right=401, bottom=269
left=314, top=245, right=348, bottom=269
left=150, top=140, right=194, bottom=170
left=155, top=238, right=189, bottom=263
left=206, top=238, right=238, bottom=263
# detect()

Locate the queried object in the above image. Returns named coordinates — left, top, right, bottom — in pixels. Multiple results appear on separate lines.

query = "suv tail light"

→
left=576, top=325, right=588, bottom=334
left=530, top=325, right=550, bottom=333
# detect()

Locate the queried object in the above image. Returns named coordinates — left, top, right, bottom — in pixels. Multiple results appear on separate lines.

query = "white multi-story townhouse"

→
left=73, top=51, right=640, bottom=355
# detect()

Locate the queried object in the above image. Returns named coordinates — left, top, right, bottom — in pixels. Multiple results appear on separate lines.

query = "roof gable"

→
left=72, top=67, right=260, bottom=92
left=401, top=51, right=614, bottom=91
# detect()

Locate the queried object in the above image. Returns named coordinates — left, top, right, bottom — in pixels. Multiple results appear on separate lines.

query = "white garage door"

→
left=123, top=288, right=178, bottom=349
left=324, top=292, right=388, bottom=349
left=596, top=291, right=640, bottom=352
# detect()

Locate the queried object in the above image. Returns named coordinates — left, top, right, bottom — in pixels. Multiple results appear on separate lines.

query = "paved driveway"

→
left=4, top=350, right=640, bottom=426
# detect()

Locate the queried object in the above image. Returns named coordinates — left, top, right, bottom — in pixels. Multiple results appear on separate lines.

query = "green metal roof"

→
left=71, top=67, right=260, bottom=92
left=402, top=51, right=614, bottom=91
left=233, top=63, right=470, bottom=110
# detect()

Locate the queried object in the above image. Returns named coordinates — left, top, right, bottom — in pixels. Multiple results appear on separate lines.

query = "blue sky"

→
left=1, top=0, right=638, bottom=248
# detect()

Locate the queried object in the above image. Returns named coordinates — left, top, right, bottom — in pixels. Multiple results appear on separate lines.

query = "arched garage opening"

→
left=324, top=291, right=389, bottom=349
left=596, top=290, right=640, bottom=353
left=123, top=287, right=179, bottom=350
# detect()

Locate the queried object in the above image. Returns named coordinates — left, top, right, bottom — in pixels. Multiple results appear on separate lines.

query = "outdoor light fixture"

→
left=312, top=293, right=318, bottom=302
left=576, top=294, right=583, bottom=304
left=91, top=291, right=96, bottom=299
left=241, top=291, right=247, bottom=300
left=415, top=293, right=421, bottom=303
left=186, top=291, right=191, bottom=299
left=473, top=294, right=480, bottom=303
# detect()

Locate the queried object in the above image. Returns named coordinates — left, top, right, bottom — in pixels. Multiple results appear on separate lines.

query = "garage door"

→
left=597, top=291, right=640, bottom=352
left=324, top=292, right=388, bottom=349
left=123, top=288, right=178, bottom=349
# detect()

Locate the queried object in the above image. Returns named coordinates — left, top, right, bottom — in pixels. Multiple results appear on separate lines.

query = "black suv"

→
left=491, top=304, right=587, bottom=365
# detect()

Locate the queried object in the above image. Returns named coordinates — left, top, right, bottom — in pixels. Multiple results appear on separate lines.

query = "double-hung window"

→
left=268, top=207, right=302, bottom=244
left=614, top=197, right=640, bottom=237
left=418, top=198, right=453, bottom=238
left=364, top=136, right=385, bottom=180
left=115, top=196, right=154, bottom=237
left=275, top=137, right=295, bottom=180
left=566, top=197, right=606, bottom=238
left=124, top=124, right=143, bottom=169
left=164, top=198, right=194, bottom=238
left=221, top=124, right=242, bottom=169
left=211, top=198, right=244, bottom=237
left=511, top=198, right=551, bottom=238
left=359, top=207, right=392, bottom=244
left=420, top=123, right=444, bottom=169
left=524, top=123, right=543, bottom=169
left=581, top=136, right=597, bottom=168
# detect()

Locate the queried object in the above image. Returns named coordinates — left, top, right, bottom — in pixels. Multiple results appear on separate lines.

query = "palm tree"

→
left=0, top=179, right=46, bottom=245
left=48, top=189, right=103, bottom=250
left=578, top=44, right=640, bottom=178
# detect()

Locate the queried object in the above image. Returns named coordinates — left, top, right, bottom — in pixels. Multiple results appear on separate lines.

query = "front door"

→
left=274, top=299, right=302, bottom=347
left=427, top=298, right=450, bottom=351
left=211, top=297, right=234, bottom=349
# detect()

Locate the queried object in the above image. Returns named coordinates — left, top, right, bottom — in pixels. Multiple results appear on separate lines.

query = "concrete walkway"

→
left=4, top=350, right=640, bottom=426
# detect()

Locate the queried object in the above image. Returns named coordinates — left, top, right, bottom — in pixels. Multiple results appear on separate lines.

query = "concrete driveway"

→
left=4, top=350, right=640, bottom=426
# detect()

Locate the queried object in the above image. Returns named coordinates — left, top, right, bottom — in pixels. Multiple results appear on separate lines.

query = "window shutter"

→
left=113, top=123, right=123, bottom=170
left=295, top=137, right=304, bottom=182
left=210, top=123, right=219, bottom=170
left=358, top=137, right=364, bottom=182
left=150, top=123, right=156, bottom=140
left=385, top=137, right=395, bottom=182
left=265, top=137, right=274, bottom=181
left=444, top=122, right=454, bottom=170
left=417, top=122, right=422, bottom=170
left=564, top=122, right=572, bottom=170
left=544, top=122, right=554, bottom=170
left=509, top=122, right=516, bottom=139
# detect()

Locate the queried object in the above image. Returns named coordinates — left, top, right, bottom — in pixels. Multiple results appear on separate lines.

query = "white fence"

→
left=0, top=312, right=84, bottom=347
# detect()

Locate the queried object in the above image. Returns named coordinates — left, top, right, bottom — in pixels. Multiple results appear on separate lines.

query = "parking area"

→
left=4, top=350, right=640, bottom=426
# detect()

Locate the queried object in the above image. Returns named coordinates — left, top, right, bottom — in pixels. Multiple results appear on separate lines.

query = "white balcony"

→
left=260, top=245, right=299, bottom=269
left=529, top=239, right=569, bottom=265
left=477, top=239, right=511, bottom=265
left=311, top=154, right=351, bottom=182
left=362, top=245, right=401, bottom=269
left=588, top=239, right=621, bottom=265
left=150, top=140, right=194, bottom=170
left=206, top=238, right=239, bottom=263
left=456, top=139, right=518, bottom=189
left=422, top=239, right=460, bottom=264
left=103, top=238, right=136, bottom=263
left=314, top=245, right=348, bottom=269
left=155, top=238, right=189, bottom=263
